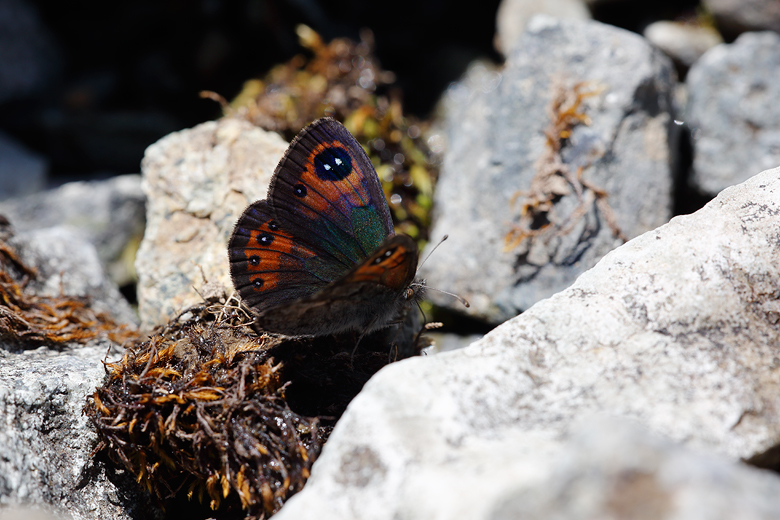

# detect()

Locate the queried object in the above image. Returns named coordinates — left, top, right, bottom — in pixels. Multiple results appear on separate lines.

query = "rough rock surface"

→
left=9, top=227, right=137, bottom=327
left=494, top=0, right=591, bottom=56
left=490, top=417, right=780, bottom=520
left=0, top=345, right=163, bottom=520
left=275, top=167, right=780, bottom=520
left=136, top=117, right=287, bottom=330
left=687, top=32, right=780, bottom=196
left=0, top=175, right=145, bottom=286
left=423, top=16, right=676, bottom=324
left=426, top=333, right=484, bottom=354
left=703, top=0, right=780, bottom=35
left=0, top=224, right=158, bottom=517
left=0, top=506, right=66, bottom=520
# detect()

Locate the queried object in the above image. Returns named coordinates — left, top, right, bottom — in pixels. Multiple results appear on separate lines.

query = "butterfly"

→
left=228, top=117, right=424, bottom=337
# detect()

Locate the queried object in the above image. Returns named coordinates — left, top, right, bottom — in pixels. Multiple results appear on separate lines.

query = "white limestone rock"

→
left=276, top=167, right=780, bottom=520
left=135, top=117, right=287, bottom=329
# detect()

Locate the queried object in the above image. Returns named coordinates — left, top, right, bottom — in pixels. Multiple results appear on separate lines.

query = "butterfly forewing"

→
left=267, top=119, right=394, bottom=269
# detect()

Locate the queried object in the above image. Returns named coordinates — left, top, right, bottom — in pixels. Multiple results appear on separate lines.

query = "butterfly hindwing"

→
left=254, top=235, right=419, bottom=336
left=267, top=118, right=394, bottom=270
left=228, top=200, right=339, bottom=312
left=341, top=234, right=418, bottom=291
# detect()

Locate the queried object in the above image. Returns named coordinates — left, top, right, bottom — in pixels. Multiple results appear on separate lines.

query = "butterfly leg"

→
left=349, top=315, right=380, bottom=365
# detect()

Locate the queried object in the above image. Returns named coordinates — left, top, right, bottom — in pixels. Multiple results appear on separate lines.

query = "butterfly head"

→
left=405, top=279, right=427, bottom=304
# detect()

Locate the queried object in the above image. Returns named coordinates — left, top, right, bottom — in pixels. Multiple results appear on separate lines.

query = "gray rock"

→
left=0, top=221, right=152, bottom=517
left=687, top=32, right=780, bottom=196
left=0, top=131, right=47, bottom=201
left=0, top=507, right=68, bottom=520
left=494, top=0, right=591, bottom=56
left=703, top=0, right=780, bottom=35
left=491, top=416, right=780, bottom=520
left=430, top=61, right=503, bottom=127
left=423, top=15, right=676, bottom=324
left=0, top=344, right=163, bottom=520
left=643, top=20, right=723, bottom=69
left=275, top=167, right=780, bottom=520
left=424, top=333, right=483, bottom=354
left=0, top=175, right=145, bottom=286
left=136, top=117, right=288, bottom=330
left=9, top=227, right=137, bottom=328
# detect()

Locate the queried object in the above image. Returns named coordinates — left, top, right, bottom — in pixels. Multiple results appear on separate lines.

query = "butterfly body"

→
left=228, top=118, right=422, bottom=337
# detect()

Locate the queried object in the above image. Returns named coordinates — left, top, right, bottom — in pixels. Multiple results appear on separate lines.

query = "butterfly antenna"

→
left=426, top=286, right=470, bottom=308
left=416, top=234, right=449, bottom=273
left=414, top=235, right=470, bottom=308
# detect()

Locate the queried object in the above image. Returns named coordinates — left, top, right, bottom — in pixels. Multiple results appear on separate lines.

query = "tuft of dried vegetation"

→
left=202, top=25, right=437, bottom=241
left=86, top=290, right=424, bottom=519
left=504, top=81, right=627, bottom=252
left=0, top=224, right=137, bottom=349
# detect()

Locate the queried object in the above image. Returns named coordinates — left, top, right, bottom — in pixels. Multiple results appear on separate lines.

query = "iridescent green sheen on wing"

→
left=303, top=218, right=366, bottom=277
left=300, top=204, right=389, bottom=282
left=351, top=205, right=389, bottom=255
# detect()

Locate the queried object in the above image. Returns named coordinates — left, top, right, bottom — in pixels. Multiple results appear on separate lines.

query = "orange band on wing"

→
left=239, top=220, right=317, bottom=293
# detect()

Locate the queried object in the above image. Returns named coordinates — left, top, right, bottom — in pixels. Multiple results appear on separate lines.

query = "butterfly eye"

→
left=294, top=184, right=307, bottom=197
left=249, top=255, right=260, bottom=266
left=404, top=288, right=415, bottom=300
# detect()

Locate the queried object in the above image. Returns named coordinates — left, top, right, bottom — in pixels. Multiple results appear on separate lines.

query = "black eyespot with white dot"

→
left=253, top=278, right=264, bottom=289
left=314, top=146, right=352, bottom=181
left=373, top=248, right=395, bottom=264
left=268, top=220, right=279, bottom=231
left=249, top=255, right=260, bottom=266
left=294, top=184, right=307, bottom=197
left=259, top=233, right=274, bottom=245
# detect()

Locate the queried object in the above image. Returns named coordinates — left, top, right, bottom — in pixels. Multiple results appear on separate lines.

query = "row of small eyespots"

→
left=247, top=220, right=280, bottom=289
